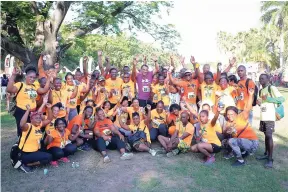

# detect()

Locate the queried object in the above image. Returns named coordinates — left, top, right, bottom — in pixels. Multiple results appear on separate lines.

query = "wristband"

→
left=195, top=63, right=200, bottom=69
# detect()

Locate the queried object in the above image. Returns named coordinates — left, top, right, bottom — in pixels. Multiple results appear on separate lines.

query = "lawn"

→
left=1, top=89, right=288, bottom=192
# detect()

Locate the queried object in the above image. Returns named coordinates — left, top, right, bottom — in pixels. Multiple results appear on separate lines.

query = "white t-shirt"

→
left=259, top=86, right=282, bottom=121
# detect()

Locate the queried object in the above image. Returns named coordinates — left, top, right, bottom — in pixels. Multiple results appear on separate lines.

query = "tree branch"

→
left=53, top=1, right=72, bottom=35
left=68, top=1, right=134, bottom=39
left=30, top=1, right=40, bottom=15
left=1, top=35, right=37, bottom=68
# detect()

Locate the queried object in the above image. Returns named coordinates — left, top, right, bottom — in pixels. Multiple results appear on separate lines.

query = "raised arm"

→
left=97, top=51, right=104, bottom=75
left=215, top=63, right=222, bottom=85
left=82, top=56, right=89, bottom=78
left=42, top=103, right=53, bottom=127
left=211, top=107, right=221, bottom=127
left=144, top=105, right=152, bottom=125
left=179, top=56, right=187, bottom=69
left=131, top=57, right=137, bottom=82
left=190, top=56, right=199, bottom=80
left=6, top=68, right=20, bottom=94
left=223, top=57, right=236, bottom=73
left=243, top=88, right=254, bottom=120
left=37, top=75, right=52, bottom=95
left=152, top=55, right=159, bottom=74
left=167, top=72, right=182, bottom=87
left=38, top=54, right=46, bottom=78
left=20, top=105, right=31, bottom=131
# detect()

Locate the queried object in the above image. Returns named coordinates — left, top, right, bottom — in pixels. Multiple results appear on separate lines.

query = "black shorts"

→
left=211, top=143, right=222, bottom=153
left=259, top=121, right=275, bottom=136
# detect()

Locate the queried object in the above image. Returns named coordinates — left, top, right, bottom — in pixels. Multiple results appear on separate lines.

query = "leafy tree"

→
left=1, top=1, right=180, bottom=71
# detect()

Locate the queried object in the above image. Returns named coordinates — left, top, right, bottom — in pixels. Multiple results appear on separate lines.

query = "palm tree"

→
left=261, top=1, right=288, bottom=70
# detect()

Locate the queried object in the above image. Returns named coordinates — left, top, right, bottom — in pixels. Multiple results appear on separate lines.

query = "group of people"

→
left=5, top=51, right=285, bottom=173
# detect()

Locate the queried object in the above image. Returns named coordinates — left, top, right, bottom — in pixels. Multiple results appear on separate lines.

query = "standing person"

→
left=62, top=73, right=79, bottom=121
left=236, top=65, right=256, bottom=125
left=132, top=56, right=159, bottom=107
left=74, top=68, right=88, bottom=113
left=121, top=73, right=135, bottom=103
left=18, top=104, right=53, bottom=173
left=92, top=107, right=133, bottom=163
left=7, top=67, right=38, bottom=137
left=1, top=74, right=9, bottom=100
left=168, top=56, right=200, bottom=111
left=224, top=88, right=259, bottom=166
left=45, top=118, right=78, bottom=167
left=256, top=74, right=285, bottom=168
left=106, top=68, right=123, bottom=109
left=151, top=75, right=170, bottom=110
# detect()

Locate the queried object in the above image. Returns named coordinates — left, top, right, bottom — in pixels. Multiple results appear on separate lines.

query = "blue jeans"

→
left=68, top=108, right=78, bottom=121
left=149, top=124, right=168, bottom=141
left=249, top=111, right=253, bottom=125
left=118, top=128, right=132, bottom=137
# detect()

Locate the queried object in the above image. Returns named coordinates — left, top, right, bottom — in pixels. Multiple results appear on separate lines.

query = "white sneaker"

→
left=149, top=149, right=157, bottom=156
left=120, top=153, right=133, bottom=160
left=103, top=156, right=111, bottom=163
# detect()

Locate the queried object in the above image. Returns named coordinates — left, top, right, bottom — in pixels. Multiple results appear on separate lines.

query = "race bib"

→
left=160, top=90, right=166, bottom=95
left=143, top=86, right=150, bottom=93
left=188, top=92, right=195, bottom=99
left=103, top=129, right=112, bottom=136
left=180, top=87, right=185, bottom=94
left=152, top=119, right=160, bottom=127
left=70, top=98, right=76, bottom=105
left=201, top=138, right=208, bottom=143
left=153, top=94, right=158, bottom=101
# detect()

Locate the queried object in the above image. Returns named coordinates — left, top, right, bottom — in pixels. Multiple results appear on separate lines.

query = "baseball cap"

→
left=185, top=69, right=193, bottom=74
left=99, top=76, right=105, bottom=81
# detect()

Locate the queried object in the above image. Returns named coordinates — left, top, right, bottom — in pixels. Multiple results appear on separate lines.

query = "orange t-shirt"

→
left=177, top=79, right=199, bottom=105
left=227, top=113, right=258, bottom=140
left=236, top=79, right=255, bottom=110
left=47, top=129, right=71, bottom=149
left=94, top=118, right=113, bottom=138
left=67, top=114, right=91, bottom=132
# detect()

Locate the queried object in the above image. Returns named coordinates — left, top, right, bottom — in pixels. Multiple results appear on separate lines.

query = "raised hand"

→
left=190, top=56, right=196, bottom=64
left=54, top=63, right=60, bottom=69
left=83, top=56, right=88, bottom=62
left=105, top=56, right=110, bottom=63
left=152, top=55, right=158, bottom=62
left=180, top=56, right=185, bottom=65
left=146, top=104, right=152, bottom=111
left=133, top=56, right=138, bottom=66
left=46, top=103, right=52, bottom=108
left=98, top=50, right=103, bottom=57
left=26, top=104, right=31, bottom=110
left=43, top=93, right=49, bottom=104
left=12, top=67, right=21, bottom=75
left=229, top=57, right=236, bottom=66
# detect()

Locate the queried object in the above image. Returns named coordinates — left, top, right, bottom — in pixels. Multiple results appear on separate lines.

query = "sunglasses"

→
left=185, top=74, right=192, bottom=76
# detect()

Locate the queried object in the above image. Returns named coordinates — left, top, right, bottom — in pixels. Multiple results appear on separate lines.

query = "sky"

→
left=135, top=0, right=262, bottom=64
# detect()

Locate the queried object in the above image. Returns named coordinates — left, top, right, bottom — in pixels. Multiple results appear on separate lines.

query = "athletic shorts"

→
left=259, top=121, right=275, bottom=136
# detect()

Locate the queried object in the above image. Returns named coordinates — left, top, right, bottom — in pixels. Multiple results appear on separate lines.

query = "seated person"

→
left=66, top=106, right=94, bottom=151
left=91, top=107, right=133, bottom=163
left=191, top=107, right=222, bottom=165
left=158, top=111, right=194, bottom=157
left=45, top=118, right=78, bottom=167
left=166, top=104, right=181, bottom=136
left=149, top=101, right=168, bottom=141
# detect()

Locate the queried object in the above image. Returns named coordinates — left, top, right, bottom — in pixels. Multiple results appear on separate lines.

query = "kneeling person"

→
left=158, top=111, right=194, bottom=157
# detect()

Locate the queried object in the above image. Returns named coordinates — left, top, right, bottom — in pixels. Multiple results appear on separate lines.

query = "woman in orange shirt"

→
left=91, top=108, right=133, bottom=163
left=45, top=118, right=78, bottom=167
left=224, top=88, right=258, bottom=166
left=191, top=107, right=222, bottom=165
left=167, top=104, right=181, bottom=136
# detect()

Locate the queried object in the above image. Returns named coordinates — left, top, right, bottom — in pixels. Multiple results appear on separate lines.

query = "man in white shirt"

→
left=257, top=74, right=285, bottom=168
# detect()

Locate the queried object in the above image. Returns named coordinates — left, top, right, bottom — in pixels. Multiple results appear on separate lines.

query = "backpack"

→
left=8, top=83, right=23, bottom=116
left=245, top=79, right=258, bottom=106
left=1, top=78, right=8, bottom=86
left=10, top=125, right=32, bottom=168
left=259, top=85, right=284, bottom=121
left=127, top=126, right=147, bottom=146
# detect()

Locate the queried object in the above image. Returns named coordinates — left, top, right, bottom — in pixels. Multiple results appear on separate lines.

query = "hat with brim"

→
left=185, top=69, right=193, bottom=74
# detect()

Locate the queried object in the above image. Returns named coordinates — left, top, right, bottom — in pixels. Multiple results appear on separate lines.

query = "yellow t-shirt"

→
left=176, top=121, right=195, bottom=146
left=152, top=84, right=170, bottom=106
left=77, top=82, right=87, bottom=105
left=199, top=122, right=221, bottom=146
left=80, top=88, right=96, bottom=113
left=121, top=80, right=135, bottom=100
left=19, top=123, right=43, bottom=152
left=129, top=120, right=151, bottom=143
left=45, top=117, right=56, bottom=133
left=62, top=84, right=77, bottom=109
left=96, top=85, right=107, bottom=104
left=114, top=112, right=129, bottom=128
left=151, top=109, right=167, bottom=128
left=51, top=89, right=69, bottom=118
left=14, top=82, right=37, bottom=110
left=106, top=77, right=123, bottom=104
left=201, top=82, right=219, bottom=106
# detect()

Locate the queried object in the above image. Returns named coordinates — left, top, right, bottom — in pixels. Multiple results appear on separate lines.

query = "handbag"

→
left=127, top=126, right=147, bottom=146
left=9, top=82, right=23, bottom=116
left=10, top=125, right=32, bottom=168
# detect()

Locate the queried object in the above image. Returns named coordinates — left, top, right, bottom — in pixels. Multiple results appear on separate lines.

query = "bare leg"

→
left=158, top=135, right=170, bottom=151
left=197, top=143, right=213, bottom=157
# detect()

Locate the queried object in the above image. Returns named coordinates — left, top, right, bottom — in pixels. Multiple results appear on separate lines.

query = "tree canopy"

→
left=1, top=1, right=180, bottom=70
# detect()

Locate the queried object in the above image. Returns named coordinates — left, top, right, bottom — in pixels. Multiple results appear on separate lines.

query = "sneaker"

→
left=59, top=157, right=70, bottom=163
left=19, top=164, right=34, bottom=173
left=204, top=156, right=215, bottom=165
left=166, top=149, right=179, bottom=158
left=103, top=155, right=111, bottom=163
left=224, top=152, right=234, bottom=160
left=264, top=160, right=273, bottom=169
left=120, top=153, right=133, bottom=160
left=256, top=154, right=268, bottom=161
left=149, top=149, right=157, bottom=156
left=50, top=161, right=59, bottom=167
left=241, top=151, right=250, bottom=159
left=231, top=159, right=245, bottom=167
left=78, top=143, right=91, bottom=151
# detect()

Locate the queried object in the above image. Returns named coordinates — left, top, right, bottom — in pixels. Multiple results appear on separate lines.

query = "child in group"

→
left=158, top=111, right=194, bottom=157
left=45, top=118, right=78, bottom=167
left=191, top=107, right=222, bottom=165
